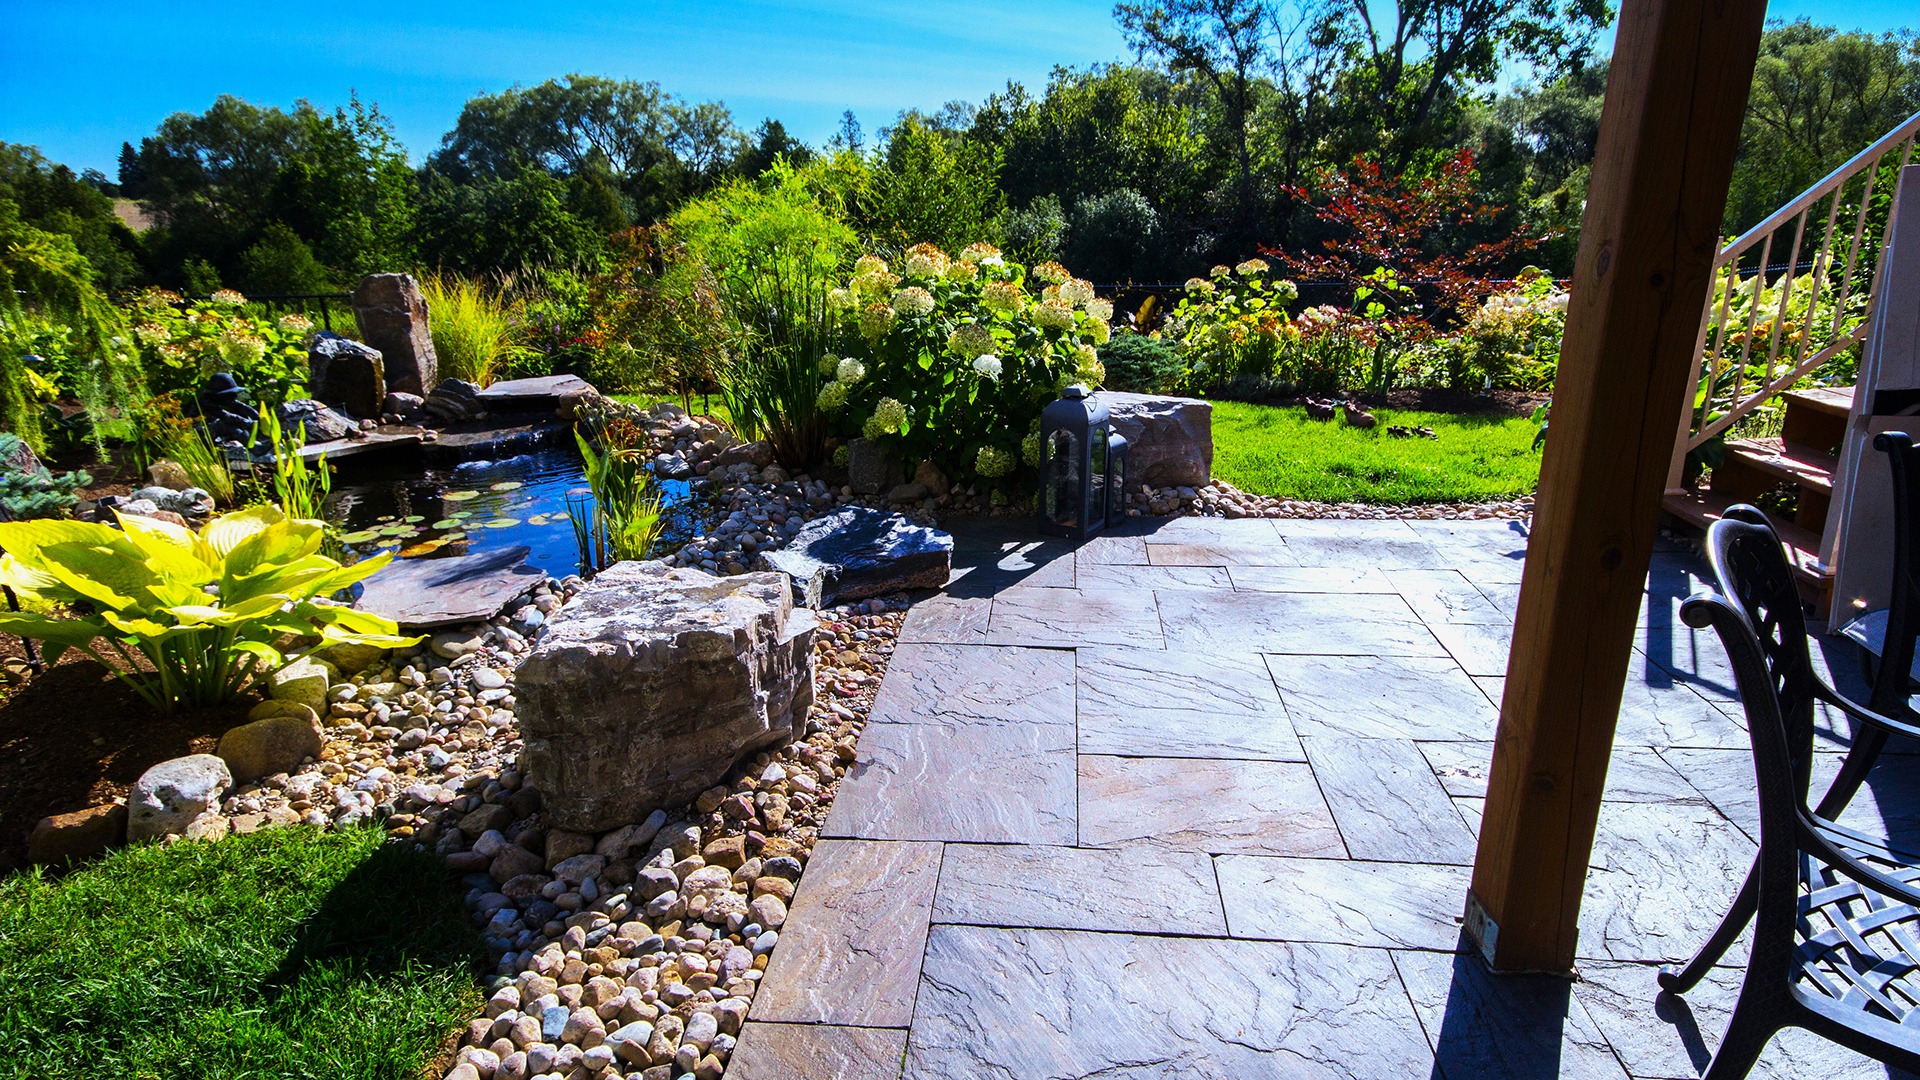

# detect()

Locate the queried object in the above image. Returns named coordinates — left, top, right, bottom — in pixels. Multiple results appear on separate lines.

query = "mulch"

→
left=0, top=633, right=252, bottom=874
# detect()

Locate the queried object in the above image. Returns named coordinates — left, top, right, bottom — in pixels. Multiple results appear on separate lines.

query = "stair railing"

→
left=1667, top=110, right=1920, bottom=491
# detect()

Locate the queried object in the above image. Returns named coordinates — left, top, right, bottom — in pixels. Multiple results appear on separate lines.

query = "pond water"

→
left=325, top=445, right=706, bottom=580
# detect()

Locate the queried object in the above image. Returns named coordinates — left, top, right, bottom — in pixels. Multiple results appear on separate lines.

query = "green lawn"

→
left=0, top=826, right=481, bottom=1079
left=1209, top=400, right=1543, bottom=504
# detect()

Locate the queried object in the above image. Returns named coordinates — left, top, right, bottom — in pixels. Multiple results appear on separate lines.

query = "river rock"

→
left=28, top=802, right=126, bottom=865
left=1102, top=392, right=1213, bottom=488
left=515, top=561, right=818, bottom=832
left=217, top=713, right=323, bottom=782
left=277, top=398, right=357, bottom=443
left=713, top=440, right=775, bottom=470
left=127, top=754, right=232, bottom=842
left=130, top=486, right=213, bottom=518
left=269, top=657, right=331, bottom=710
left=308, top=332, right=386, bottom=419
left=350, top=273, right=437, bottom=396
left=758, top=507, right=952, bottom=606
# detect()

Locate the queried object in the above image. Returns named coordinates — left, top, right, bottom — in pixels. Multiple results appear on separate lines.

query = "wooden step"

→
left=1721, top=436, right=1838, bottom=494
left=1783, top=386, right=1854, bottom=419
left=1662, top=488, right=1832, bottom=594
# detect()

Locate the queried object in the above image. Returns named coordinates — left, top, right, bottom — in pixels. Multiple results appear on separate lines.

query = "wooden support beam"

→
left=1465, top=0, right=1769, bottom=973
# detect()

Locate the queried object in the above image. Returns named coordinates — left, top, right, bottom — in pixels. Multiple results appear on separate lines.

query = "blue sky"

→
left=0, top=1, right=1912, bottom=176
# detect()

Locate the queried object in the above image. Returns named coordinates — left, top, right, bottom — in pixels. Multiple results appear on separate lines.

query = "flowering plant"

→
left=1163, top=258, right=1300, bottom=389
left=127, top=287, right=313, bottom=404
left=1417, top=269, right=1568, bottom=390
left=820, top=242, right=1110, bottom=482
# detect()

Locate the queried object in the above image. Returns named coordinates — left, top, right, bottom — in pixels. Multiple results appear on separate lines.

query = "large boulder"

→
left=351, top=273, right=438, bottom=396
left=28, top=803, right=125, bottom=865
left=422, top=379, right=485, bottom=425
left=127, top=755, right=232, bottom=842
left=759, top=507, right=953, bottom=607
left=278, top=398, right=357, bottom=443
left=308, top=332, right=385, bottom=419
left=1101, top=392, right=1213, bottom=488
left=515, top=562, right=818, bottom=832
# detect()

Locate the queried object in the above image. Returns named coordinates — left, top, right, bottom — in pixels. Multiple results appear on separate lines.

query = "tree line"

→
left=5, top=7, right=1917, bottom=299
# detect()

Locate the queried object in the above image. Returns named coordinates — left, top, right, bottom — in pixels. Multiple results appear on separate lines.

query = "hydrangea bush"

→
left=1163, top=259, right=1300, bottom=390
left=1415, top=268, right=1570, bottom=391
left=128, top=288, right=314, bottom=404
left=818, top=243, right=1109, bottom=482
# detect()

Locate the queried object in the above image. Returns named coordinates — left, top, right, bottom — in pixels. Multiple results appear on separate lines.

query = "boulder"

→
left=131, top=486, right=213, bottom=518
left=145, top=460, right=192, bottom=490
left=1101, top=392, right=1214, bottom=488
left=515, top=562, right=817, bottom=832
left=350, top=273, right=437, bottom=396
left=217, top=713, right=323, bottom=782
left=712, top=440, right=775, bottom=470
left=846, top=437, right=904, bottom=495
left=0, top=431, right=39, bottom=475
left=308, top=332, right=386, bottom=419
left=268, top=657, right=331, bottom=710
left=127, top=755, right=232, bottom=842
left=422, top=379, right=485, bottom=425
left=277, top=398, right=357, bottom=443
left=758, top=507, right=953, bottom=607
left=28, top=802, right=126, bottom=865
left=381, top=391, right=425, bottom=422
left=888, top=482, right=930, bottom=504
left=912, top=459, right=950, bottom=497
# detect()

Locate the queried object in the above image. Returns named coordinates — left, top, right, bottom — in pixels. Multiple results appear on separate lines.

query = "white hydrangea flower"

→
left=904, top=243, right=950, bottom=278
left=817, top=381, right=850, bottom=411
left=1058, top=278, right=1095, bottom=307
left=837, top=357, right=867, bottom=384
left=855, top=254, right=889, bottom=276
left=959, top=242, right=1001, bottom=265
left=1032, top=261, right=1071, bottom=285
left=892, top=286, right=935, bottom=317
left=972, top=354, right=1003, bottom=380
left=1086, top=298, right=1114, bottom=322
left=828, top=287, right=856, bottom=310
left=981, top=281, right=1023, bottom=312
left=872, top=397, right=907, bottom=434
left=1088, top=319, right=1111, bottom=345
left=1234, top=257, right=1270, bottom=277
left=948, top=323, right=995, bottom=358
left=975, top=445, right=1017, bottom=477
left=1035, top=300, right=1076, bottom=330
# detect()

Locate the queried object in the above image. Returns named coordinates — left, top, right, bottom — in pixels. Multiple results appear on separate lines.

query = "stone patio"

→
left=733, top=515, right=1920, bottom=1079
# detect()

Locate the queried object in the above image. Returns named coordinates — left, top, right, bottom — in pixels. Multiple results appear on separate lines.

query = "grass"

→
left=421, top=273, right=526, bottom=387
left=1209, top=400, right=1543, bottom=504
left=0, top=826, right=482, bottom=1079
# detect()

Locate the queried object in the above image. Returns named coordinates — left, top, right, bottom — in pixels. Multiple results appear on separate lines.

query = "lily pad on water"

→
left=443, top=490, right=481, bottom=502
left=399, top=539, right=449, bottom=557
left=447, top=510, right=474, bottom=519
left=379, top=525, right=418, bottom=538
left=440, top=531, right=468, bottom=543
left=431, top=518, right=463, bottom=530
left=481, top=517, right=521, bottom=529
left=339, top=529, right=382, bottom=544
left=403, top=515, right=425, bottom=523
left=489, top=481, right=523, bottom=492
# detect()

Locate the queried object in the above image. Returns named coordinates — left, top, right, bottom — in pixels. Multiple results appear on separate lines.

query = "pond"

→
left=325, top=445, right=707, bottom=580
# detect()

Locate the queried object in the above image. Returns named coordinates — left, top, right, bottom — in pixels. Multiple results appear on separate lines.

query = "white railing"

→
left=1667, top=110, right=1920, bottom=489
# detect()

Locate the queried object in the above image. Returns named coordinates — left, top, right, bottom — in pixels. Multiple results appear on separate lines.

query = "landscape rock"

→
left=308, top=332, right=386, bottom=419
left=423, top=379, right=486, bottom=424
left=217, top=713, right=323, bottom=782
left=130, top=486, right=213, bottom=518
left=277, top=398, right=358, bottom=443
left=381, top=391, right=425, bottom=422
left=145, top=460, right=192, bottom=490
left=713, top=440, right=775, bottom=470
left=846, top=437, right=904, bottom=495
left=912, top=459, right=950, bottom=497
left=28, top=802, right=126, bottom=865
left=351, top=273, right=437, bottom=396
left=758, top=507, right=952, bottom=606
left=127, top=754, right=232, bottom=842
left=268, top=657, right=331, bottom=710
left=357, top=546, right=544, bottom=628
left=888, top=482, right=930, bottom=504
left=515, top=561, right=817, bottom=831
left=1102, top=391, right=1214, bottom=488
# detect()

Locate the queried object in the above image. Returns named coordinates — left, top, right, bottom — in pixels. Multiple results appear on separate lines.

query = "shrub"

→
left=0, top=433, right=89, bottom=521
left=1100, top=330, right=1184, bottom=393
left=420, top=273, right=534, bottom=387
left=0, top=507, right=416, bottom=714
left=1418, top=269, right=1568, bottom=390
left=1163, top=259, right=1299, bottom=389
left=127, top=287, right=311, bottom=405
left=586, top=227, right=729, bottom=401
left=823, top=243, right=1110, bottom=482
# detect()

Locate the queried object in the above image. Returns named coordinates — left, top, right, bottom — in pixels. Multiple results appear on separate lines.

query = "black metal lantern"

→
left=1039, top=385, right=1126, bottom=539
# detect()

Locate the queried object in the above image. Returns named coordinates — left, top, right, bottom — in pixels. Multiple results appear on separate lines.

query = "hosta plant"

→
left=0, top=507, right=417, bottom=714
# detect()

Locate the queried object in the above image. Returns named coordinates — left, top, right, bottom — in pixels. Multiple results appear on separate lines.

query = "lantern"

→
left=1039, top=385, right=1127, bottom=539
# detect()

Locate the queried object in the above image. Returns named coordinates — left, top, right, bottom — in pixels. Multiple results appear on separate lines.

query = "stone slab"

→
left=728, top=1023, right=907, bottom=1080
left=866, top=644, right=1073, bottom=728
left=1423, top=618, right=1516, bottom=677
left=825, top=721, right=1076, bottom=844
left=897, top=595, right=989, bottom=645
left=752, top=839, right=941, bottom=1027
left=986, top=587, right=1164, bottom=648
left=355, top=545, right=542, bottom=628
left=1073, top=533, right=1149, bottom=565
left=932, top=843, right=1226, bottom=935
left=1076, top=647, right=1302, bottom=761
left=906, top=926, right=1435, bottom=1079
left=1270, top=655, right=1496, bottom=740
left=1477, top=674, right=1751, bottom=749
left=1215, top=855, right=1469, bottom=949
left=473, top=373, right=596, bottom=408
left=761, top=507, right=954, bottom=606
left=1404, top=519, right=1532, bottom=583
left=1077, top=755, right=1345, bottom=856
left=1393, top=947, right=1631, bottom=1079
left=1303, top=736, right=1478, bottom=864
left=1386, top=568, right=1514, bottom=624
left=1158, top=589, right=1445, bottom=655
left=1075, top=562, right=1230, bottom=592
left=1272, top=519, right=1450, bottom=570
left=1420, top=741, right=1704, bottom=805
left=1226, top=565, right=1398, bottom=593
left=1579, top=801, right=1756, bottom=963
left=425, top=419, right=571, bottom=463
left=1146, top=539, right=1299, bottom=567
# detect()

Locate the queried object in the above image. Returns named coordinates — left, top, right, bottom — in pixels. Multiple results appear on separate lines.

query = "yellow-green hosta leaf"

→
left=0, top=611, right=113, bottom=649
left=100, top=612, right=192, bottom=640
left=37, top=541, right=150, bottom=610
left=163, top=604, right=252, bottom=628
left=199, top=505, right=284, bottom=562
left=116, top=513, right=218, bottom=587
left=0, top=552, right=64, bottom=598
left=0, top=517, right=137, bottom=565
left=231, top=639, right=286, bottom=669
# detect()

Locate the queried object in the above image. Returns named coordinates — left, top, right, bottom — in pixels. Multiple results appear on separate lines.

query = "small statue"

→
left=1304, top=397, right=1337, bottom=421
left=1342, top=400, right=1377, bottom=429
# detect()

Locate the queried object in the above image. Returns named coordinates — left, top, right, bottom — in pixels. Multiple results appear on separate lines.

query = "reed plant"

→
left=566, top=429, right=661, bottom=574
left=155, top=418, right=235, bottom=507
left=250, top=408, right=331, bottom=519
left=420, top=273, right=532, bottom=387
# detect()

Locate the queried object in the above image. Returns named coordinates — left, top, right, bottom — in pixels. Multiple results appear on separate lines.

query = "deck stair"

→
left=1662, top=387, right=1850, bottom=612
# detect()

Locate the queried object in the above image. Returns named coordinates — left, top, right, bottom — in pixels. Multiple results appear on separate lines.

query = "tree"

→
left=412, top=169, right=604, bottom=275
left=863, top=115, right=1004, bottom=251
left=1725, top=20, right=1920, bottom=232
left=0, top=143, right=144, bottom=291
left=736, top=119, right=813, bottom=178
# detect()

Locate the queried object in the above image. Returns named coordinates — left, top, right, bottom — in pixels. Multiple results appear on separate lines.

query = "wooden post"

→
left=1465, top=0, right=1768, bottom=973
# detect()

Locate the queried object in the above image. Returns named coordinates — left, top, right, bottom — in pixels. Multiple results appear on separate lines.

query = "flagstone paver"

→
left=740, top=514, right=1920, bottom=1077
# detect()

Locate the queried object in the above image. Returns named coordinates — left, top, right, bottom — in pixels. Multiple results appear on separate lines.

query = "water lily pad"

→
left=339, top=529, right=382, bottom=544
left=440, top=531, right=468, bottom=543
left=403, top=515, right=425, bottom=523
left=489, top=481, right=523, bottom=492
left=443, top=490, right=481, bottom=502
left=399, top=539, right=448, bottom=557
left=447, top=510, right=474, bottom=519
left=431, top=518, right=463, bottom=530
left=481, top=517, right=521, bottom=529
left=379, top=525, right=418, bottom=538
